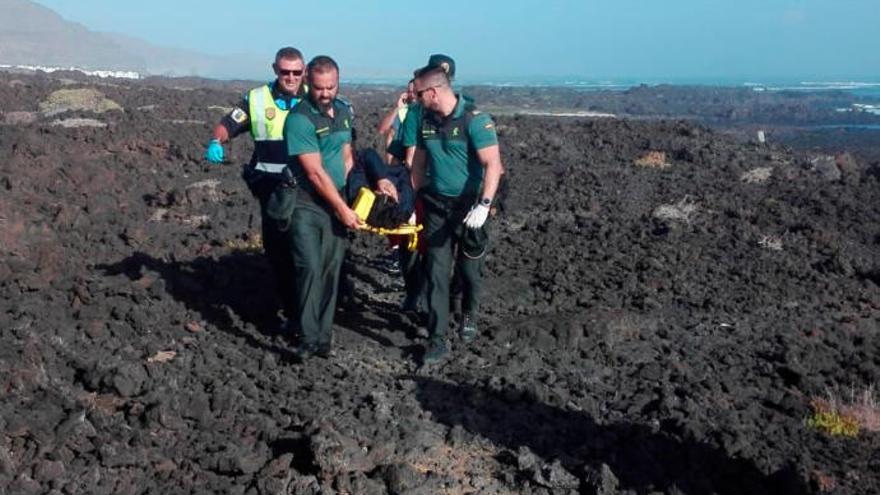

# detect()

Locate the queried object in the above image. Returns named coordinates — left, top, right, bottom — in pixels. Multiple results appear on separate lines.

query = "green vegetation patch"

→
left=39, top=88, right=123, bottom=116
left=806, top=400, right=860, bottom=438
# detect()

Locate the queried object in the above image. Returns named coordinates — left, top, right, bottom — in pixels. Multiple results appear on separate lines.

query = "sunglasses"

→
left=278, top=69, right=304, bottom=76
left=416, top=84, right=442, bottom=98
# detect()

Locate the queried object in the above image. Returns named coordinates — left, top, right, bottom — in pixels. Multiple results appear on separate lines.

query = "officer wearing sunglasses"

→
left=409, top=56, right=504, bottom=365
left=202, top=46, right=308, bottom=337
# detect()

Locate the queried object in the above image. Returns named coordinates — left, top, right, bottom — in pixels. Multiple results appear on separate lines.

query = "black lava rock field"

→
left=2, top=71, right=880, bottom=494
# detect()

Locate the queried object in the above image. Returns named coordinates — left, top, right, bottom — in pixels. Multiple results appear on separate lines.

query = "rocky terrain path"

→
left=2, top=72, right=880, bottom=494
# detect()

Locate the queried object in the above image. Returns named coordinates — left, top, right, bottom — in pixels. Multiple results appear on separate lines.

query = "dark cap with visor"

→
left=415, top=53, right=456, bottom=79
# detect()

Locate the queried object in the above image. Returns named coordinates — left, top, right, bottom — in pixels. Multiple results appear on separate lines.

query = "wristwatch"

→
left=479, top=197, right=492, bottom=207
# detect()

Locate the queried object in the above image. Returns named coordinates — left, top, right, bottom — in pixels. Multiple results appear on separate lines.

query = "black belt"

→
left=421, top=190, right=475, bottom=214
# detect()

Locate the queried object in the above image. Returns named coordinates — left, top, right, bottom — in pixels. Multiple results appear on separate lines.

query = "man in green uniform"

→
left=392, top=55, right=457, bottom=316
left=203, top=47, right=306, bottom=335
left=410, top=60, right=504, bottom=364
left=283, top=55, right=362, bottom=361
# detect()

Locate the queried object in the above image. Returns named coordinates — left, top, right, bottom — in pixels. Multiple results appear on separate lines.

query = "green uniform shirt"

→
left=417, top=95, right=498, bottom=197
left=284, top=97, right=353, bottom=190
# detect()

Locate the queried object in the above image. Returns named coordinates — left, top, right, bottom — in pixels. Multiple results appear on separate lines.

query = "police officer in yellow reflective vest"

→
left=204, top=47, right=306, bottom=335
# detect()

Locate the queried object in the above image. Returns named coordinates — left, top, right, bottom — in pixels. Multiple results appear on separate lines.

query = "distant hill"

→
left=0, top=0, right=264, bottom=79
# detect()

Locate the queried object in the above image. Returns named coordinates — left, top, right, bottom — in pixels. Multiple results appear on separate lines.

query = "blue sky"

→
left=35, top=0, right=880, bottom=82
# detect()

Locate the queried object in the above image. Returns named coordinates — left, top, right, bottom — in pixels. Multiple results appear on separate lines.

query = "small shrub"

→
left=807, top=399, right=860, bottom=437
left=39, top=88, right=123, bottom=115
left=226, top=233, right=263, bottom=253
left=635, top=150, right=671, bottom=169
left=806, top=385, right=880, bottom=438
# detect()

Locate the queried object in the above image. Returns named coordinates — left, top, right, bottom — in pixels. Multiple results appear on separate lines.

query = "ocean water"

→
left=744, top=81, right=880, bottom=99
left=800, top=124, right=880, bottom=131
left=348, top=76, right=880, bottom=100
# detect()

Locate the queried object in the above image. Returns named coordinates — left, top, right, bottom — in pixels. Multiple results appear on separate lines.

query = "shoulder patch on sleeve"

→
left=230, top=108, right=247, bottom=124
left=337, top=97, right=355, bottom=117
left=484, top=122, right=494, bottom=130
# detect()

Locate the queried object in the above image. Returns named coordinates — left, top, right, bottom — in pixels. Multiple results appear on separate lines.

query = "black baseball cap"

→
left=415, top=53, right=456, bottom=80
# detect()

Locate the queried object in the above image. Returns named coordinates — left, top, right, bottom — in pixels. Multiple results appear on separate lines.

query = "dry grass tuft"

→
left=740, top=167, right=773, bottom=184
left=634, top=150, right=671, bottom=169
left=806, top=385, right=880, bottom=437
left=226, top=233, right=263, bottom=253
left=811, top=470, right=836, bottom=492
left=407, top=442, right=517, bottom=494
left=652, top=196, right=698, bottom=224
left=757, top=235, right=783, bottom=251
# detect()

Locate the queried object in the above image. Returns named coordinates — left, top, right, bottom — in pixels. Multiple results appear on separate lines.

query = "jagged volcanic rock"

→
left=2, top=71, right=880, bottom=494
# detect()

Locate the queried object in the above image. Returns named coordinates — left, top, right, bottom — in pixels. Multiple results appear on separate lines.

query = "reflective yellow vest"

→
left=248, top=85, right=291, bottom=173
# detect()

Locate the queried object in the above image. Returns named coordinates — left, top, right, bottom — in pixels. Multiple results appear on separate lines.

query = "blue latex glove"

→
left=205, top=138, right=224, bottom=164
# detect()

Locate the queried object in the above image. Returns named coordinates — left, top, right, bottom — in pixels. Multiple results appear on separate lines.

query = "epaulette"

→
left=461, top=94, right=477, bottom=113
left=337, top=96, right=355, bottom=117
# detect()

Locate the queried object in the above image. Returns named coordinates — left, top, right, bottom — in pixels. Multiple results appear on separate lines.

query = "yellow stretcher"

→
left=352, top=187, right=423, bottom=252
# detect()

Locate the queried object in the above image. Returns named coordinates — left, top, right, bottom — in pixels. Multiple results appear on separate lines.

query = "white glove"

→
left=463, top=203, right=490, bottom=229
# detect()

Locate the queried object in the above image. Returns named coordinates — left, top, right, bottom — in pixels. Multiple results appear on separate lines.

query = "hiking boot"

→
left=291, top=344, right=315, bottom=363
left=316, top=343, right=335, bottom=359
left=461, top=314, right=478, bottom=343
left=422, top=341, right=449, bottom=365
left=400, top=294, right=420, bottom=314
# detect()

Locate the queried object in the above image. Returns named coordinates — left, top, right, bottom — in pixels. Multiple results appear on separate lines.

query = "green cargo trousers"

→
left=423, top=204, right=487, bottom=345
left=260, top=198, right=297, bottom=321
left=290, top=201, right=346, bottom=349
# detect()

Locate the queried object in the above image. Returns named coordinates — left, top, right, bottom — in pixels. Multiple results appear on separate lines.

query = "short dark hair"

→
left=307, top=55, right=339, bottom=77
left=415, top=66, right=450, bottom=87
left=275, top=47, right=303, bottom=64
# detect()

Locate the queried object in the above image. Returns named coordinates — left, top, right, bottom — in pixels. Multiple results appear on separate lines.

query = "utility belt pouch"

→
left=263, top=167, right=298, bottom=231
left=242, top=164, right=298, bottom=199
left=242, top=164, right=271, bottom=198
left=265, top=184, right=298, bottom=231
